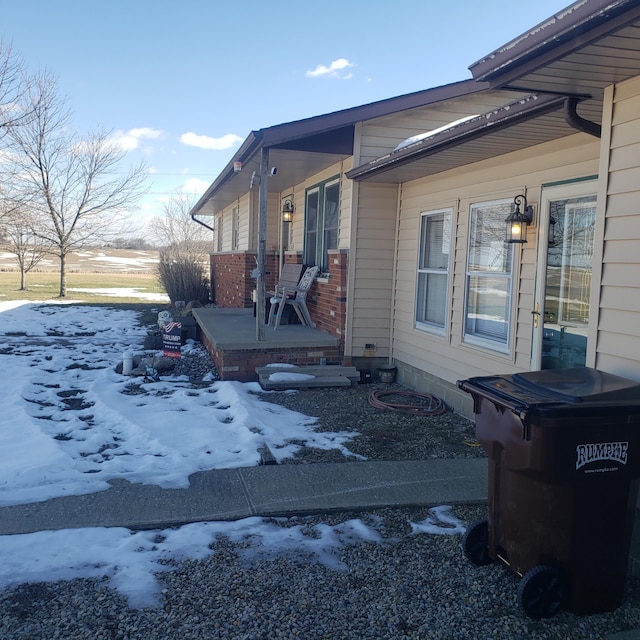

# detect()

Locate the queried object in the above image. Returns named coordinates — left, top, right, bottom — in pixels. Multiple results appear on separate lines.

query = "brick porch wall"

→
left=209, top=249, right=348, bottom=345
left=306, top=249, right=348, bottom=346
left=210, top=252, right=279, bottom=308
left=203, top=249, right=348, bottom=381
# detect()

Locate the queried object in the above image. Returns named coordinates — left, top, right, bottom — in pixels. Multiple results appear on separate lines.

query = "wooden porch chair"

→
left=268, top=266, right=319, bottom=329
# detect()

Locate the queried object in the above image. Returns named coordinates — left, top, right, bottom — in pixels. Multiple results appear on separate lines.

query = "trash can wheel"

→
left=518, top=565, right=566, bottom=619
left=462, top=519, right=493, bottom=566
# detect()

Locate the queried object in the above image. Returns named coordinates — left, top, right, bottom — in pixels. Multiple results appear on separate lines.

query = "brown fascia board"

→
left=260, top=79, right=486, bottom=147
left=189, top=79, right=487, bottom=215
left=346, top=93, right=568, bottom=181
left=469, top=0, right=640, bottom=88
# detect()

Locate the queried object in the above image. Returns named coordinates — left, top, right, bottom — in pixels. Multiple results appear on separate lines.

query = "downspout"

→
left=191, top=213, right=215, bottom=232
left=564, top=97, right=601, bottom=138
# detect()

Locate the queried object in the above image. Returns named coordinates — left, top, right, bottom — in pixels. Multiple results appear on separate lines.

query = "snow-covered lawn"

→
left=0, top=301, right=464, bottom=607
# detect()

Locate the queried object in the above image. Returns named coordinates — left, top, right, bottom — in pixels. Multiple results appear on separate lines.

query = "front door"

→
left=532, top=182, right=597, bottom=370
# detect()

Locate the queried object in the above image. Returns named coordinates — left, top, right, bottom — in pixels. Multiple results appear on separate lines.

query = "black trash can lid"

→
left=512, top=368, right=640, bottom=404
left=459, top=367, right=640, bottom=417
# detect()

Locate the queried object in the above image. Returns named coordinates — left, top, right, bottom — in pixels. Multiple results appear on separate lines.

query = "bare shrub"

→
left=158, top=247, right=209, bottom=305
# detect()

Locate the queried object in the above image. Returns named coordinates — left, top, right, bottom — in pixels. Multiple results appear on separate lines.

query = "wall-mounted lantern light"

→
left=505, top=194, right=534, bottom=244
left=282, top=198, right=294, bottom=222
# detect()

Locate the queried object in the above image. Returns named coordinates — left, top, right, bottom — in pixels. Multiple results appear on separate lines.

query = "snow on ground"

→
left=67, top=287, right=169, bottom=301
left=0, top=248, right=160, bottom=273
left=0, top=301, right=464, bottom=607
left=0, top=301, right=357, bottom=506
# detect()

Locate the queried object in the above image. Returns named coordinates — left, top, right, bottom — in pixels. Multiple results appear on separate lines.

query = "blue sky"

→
left=2, top=0, right=572, bottom=230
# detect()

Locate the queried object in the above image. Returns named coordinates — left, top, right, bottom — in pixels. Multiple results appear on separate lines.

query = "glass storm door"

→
left=533, top=183, right=597, bottom=370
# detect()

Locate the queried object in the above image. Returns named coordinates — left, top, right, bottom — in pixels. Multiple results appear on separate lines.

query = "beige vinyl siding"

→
left=394, top=133, right=600, bottom=388
left=338, top=165, right=353, bottom=249
left=594, top=75, right=640, bottom=381
left=239, top=194, right=252, bottom=251
left=265, top=193, right=279, bottom=251
left=215, top=195, right=253, bottom=252
left=349, top=181, right=398, bottom=358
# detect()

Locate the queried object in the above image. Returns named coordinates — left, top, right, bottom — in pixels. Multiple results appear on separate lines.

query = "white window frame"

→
left=463, top=199, right=515, bottom=353
left=232, top=207, right=240, bottom=251
left=216, top=214, right=224, bottom=252
left=415, top=208, right=452, bottom=335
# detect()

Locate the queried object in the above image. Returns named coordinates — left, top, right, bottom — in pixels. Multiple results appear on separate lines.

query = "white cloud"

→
left=180, top=132, right=242, bottom=150
left=111, top=128, right=164, bottom=152
left=306, top=58, right=355, bottom=79
left=181, top=177, right=210, bottom=195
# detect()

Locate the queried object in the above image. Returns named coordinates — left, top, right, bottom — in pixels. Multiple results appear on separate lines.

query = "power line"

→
left=146, top=172, right=214, bottom=177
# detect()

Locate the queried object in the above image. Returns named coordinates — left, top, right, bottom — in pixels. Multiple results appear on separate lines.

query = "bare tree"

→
left=0, top=205, right=49, bottom=289
left=6, top=72, right=149, bottom=296
left=153, top=193, right=211, bottom=256
left=0, top=40, right=33, bottom=141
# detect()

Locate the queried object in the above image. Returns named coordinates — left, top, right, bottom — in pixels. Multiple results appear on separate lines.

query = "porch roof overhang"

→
left=346, top=92, right=586, bottom=183
left=348, top=0, right=640, bottom=185
left=191, top=130, right=353, bottom=216
left=190, top=79, right=488, bottom=216
left=468, top=0, right=640, bottom=98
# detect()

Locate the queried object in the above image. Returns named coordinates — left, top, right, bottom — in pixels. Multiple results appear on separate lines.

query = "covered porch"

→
left=192, top=307, right=343, bottom=382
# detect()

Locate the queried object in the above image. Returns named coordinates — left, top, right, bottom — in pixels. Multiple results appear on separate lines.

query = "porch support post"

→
left=256, top=147, right=269, bottom=341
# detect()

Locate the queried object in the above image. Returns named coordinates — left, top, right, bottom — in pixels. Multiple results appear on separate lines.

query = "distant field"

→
left=0, top=249, right=171, bottom=304
left=0, top=248, right=160, bottom=274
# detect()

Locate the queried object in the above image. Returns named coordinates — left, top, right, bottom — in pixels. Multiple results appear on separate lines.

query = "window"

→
left=464, top=200, right=515, bottom=350
left=416, top=209, right=452, bottom=332
left=550, top=198, right=596, bottom=326
left=232, top=207, right=239, bottom=251
left=304, top=177, right=339, bottom=271
left=216, top=214, right=224, bottom=252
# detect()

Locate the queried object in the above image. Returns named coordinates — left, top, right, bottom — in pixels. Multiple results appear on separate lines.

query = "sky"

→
left=0, top=298, right=464, bottom=607
left=1, top=0, right=573, bottom=232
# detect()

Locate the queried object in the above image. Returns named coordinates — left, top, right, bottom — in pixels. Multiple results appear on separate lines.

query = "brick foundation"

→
left=200, top=330, right=342, bottom=382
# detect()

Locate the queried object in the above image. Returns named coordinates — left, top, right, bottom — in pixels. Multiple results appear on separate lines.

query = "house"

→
left=189, top=81, right=535, bottom=379
left=191, top=0, right=640, bottom=408
left=343, top=0, right=640, bottom=415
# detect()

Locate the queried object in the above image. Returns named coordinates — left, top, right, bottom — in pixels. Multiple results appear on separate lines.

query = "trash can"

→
left=457, top=367, right=640, bottom=618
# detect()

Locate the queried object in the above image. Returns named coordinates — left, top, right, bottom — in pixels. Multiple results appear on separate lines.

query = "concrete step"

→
left=256, top=365, right=360, bottom=390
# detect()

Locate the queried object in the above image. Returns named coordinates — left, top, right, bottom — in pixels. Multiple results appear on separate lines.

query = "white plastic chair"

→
left=268, top=266, right=319, bottom=329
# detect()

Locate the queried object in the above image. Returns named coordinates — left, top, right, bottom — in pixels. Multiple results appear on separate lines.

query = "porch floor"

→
left=192, top=307, right=343, bottom=382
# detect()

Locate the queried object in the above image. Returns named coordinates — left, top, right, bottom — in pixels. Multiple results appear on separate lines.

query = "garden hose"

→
left=368, top=388, right=446, bottom=416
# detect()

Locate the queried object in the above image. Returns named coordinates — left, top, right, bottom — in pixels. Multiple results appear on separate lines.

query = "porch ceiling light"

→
left=505, top=194, right=533, bottom=244
left=282, top=198, right=294, bottom=222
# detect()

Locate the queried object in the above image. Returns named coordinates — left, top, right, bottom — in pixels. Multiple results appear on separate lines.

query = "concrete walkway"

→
left=1, top=457, right=638, bottom=639
left=0, top=459, right=487, bottom=535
